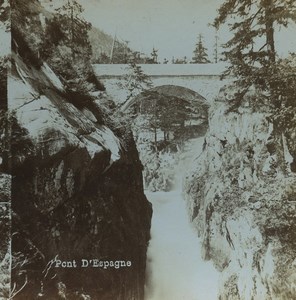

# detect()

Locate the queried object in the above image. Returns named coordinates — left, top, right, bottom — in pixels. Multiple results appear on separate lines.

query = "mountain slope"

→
left=184, top=88, right=296, bottom=299
left=88, top=27, right=114, bottom=63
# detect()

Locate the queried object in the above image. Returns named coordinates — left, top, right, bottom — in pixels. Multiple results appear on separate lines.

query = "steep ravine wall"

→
left=9, top=51, right=152, bottom=299
left=184, top=94, right=296, bottom=300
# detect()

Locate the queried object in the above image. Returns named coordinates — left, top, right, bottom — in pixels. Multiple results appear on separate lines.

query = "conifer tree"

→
left=214, top=0, right=296, bottom=106
left=118, top=62, right=153, bottom=103
left=150, top=48, right=158, bottom=64
left=37, top=0, right=94, bottom=82
left=55, top=0, right=91, bottom=61
left=214, top=32, right=219, bottom=63
left=192, top=34, right=210, bottom=64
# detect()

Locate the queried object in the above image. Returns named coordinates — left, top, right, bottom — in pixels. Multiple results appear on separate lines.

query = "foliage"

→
left=12, top=27, right=43, bottom=69
left=133, top=91, right=195, bottom=143
left=55, top=0, right=92, bottom=59
left=111, top=40, right=134, bottom=64
left=0, top=109, right=10, bottom=171
left=118, top=62, right=153, bottom=103
left=268, top=54, right=296, bottom=109
left=0, top=110, right=34, bottom=173
left=213, top=0, right=296, bottom=106
left=0, top=203, right=10, bottom=299
left=192, top=34, right=210, bottom=64
left=93, top=40, right=150, bottom=64
left=11, top=0, right=44, bottom=54
left=0, top=58, right=8, bottom=111
left=149, top=48, right=158, bottom=64
left=0, top=0, right=10, bottom=31
left=268, top=54, right=296, bottom=132
left=12, top=0, right=104, bottom=91
left=214, top=32, right=219, bottom=63
left=172, top=56, right=188, bottom=64
left=97, top=52, right=110, bottom=64
left=40, top=0, right=93, bottom=82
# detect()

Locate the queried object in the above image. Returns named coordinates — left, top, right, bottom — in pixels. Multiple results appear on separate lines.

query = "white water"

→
left=144, top=138, right=220, bottom=300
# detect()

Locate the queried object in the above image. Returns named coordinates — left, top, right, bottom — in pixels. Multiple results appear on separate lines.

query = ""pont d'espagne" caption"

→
left=54, top=259, right=132, bottom=269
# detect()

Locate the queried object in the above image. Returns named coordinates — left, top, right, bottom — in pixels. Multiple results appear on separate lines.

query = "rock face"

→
left=126, top=85, right=209, bottom=192
left=184, top=92, right=296, bottom=300
left=0, top=200, right=10, bottom=300
left=9, top=49, right=152, bottom=299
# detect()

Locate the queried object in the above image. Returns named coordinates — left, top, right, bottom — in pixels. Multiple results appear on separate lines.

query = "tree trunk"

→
left=264, top=0, right=275, bottom=63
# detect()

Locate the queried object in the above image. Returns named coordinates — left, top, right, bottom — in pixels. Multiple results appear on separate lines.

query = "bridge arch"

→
left=122, top=84, right=209, bottom=152
left=92, top=63, right=226, bottom=104
left=121, top=84, right=208, bottom=112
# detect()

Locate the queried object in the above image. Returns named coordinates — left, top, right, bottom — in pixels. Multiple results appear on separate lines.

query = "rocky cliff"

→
left=184, top=89, right=296, bottom=299
left=8, top=41, right=152, bottom=299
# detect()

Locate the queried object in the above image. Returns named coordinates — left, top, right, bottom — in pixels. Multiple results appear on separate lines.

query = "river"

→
left=144, top=138, right=220, bottom=300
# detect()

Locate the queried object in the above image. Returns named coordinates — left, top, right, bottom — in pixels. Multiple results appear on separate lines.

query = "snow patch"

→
left=97, top=126, right=121, bottom=162
left=79, top=135, right=104, bottom=159
left=82, top=108, right=97, bottom=123
left=282, top=133, right=293, bottom=170
left=9, top=68, right=121, bottom=166
left=54, top=161, right=64, bottom=191
left=66, top=169, right=75, bottom=197
left=77, top=126, right=121, bottom=162
left=41, top=62, right=64, bottom=91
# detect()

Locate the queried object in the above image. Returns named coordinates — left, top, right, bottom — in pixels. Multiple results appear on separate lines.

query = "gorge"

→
left=1, top=0, right=296, bottom=299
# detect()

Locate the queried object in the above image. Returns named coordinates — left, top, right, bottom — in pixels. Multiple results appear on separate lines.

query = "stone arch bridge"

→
left=92, top=63, right=227, bottom=103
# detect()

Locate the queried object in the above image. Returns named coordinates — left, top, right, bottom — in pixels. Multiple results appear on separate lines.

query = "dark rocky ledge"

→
left=9, top=49, right=152, bottom=299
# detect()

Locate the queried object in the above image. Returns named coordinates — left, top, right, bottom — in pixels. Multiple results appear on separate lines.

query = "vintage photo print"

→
left=1, top=0, right=296, bottom=299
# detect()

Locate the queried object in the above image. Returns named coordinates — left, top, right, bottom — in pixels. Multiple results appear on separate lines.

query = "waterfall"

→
left=144, top=138, right=220, bottom=300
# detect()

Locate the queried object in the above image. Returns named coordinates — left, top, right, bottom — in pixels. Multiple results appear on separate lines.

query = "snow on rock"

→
left=9, top=56, right=121, bottom=165
left=184, top=88, right=296, bottom=299
left=0, top=251, right=10, bottom=299
left=0, top=173, right=11, bottom=202
left=0, top=203, right=10, bottom=300
left=41, top=62, right=64, bottom=91
left=282, top=133, right=294, bottom=168
left=9, top=49, right=152, bottom=299
left=96, top=125, right=121, bottom=162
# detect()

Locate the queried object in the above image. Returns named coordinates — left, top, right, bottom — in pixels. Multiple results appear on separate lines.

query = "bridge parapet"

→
left=93, top=63, right=227, bottom=78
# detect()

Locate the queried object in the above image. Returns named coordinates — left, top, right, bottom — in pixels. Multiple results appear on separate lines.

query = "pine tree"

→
left=111, top=39, right=133, bottom=64
left=38, top=0, right=94, bottom=83
left=192, top=34, right=210, bottom=64
left=213, top=0, right=296, bottom=106
left=118, top=62, right=153, bottom=104
left=214, top=31, right=219, bottom=63
left=150, top=48, right=158, bottom=64
left=128, top=91, right=195, bottom=150
left=55, top=0, right=91, bottom=61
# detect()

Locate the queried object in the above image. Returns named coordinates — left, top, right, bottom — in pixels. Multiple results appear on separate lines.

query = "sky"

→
left=80, top=0, right=224, bottom=62
left=79, top=0, right=296, bottom=63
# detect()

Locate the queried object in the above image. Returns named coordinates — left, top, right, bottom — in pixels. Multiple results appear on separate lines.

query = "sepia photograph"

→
left=1, top=0, right=296, bottom=299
